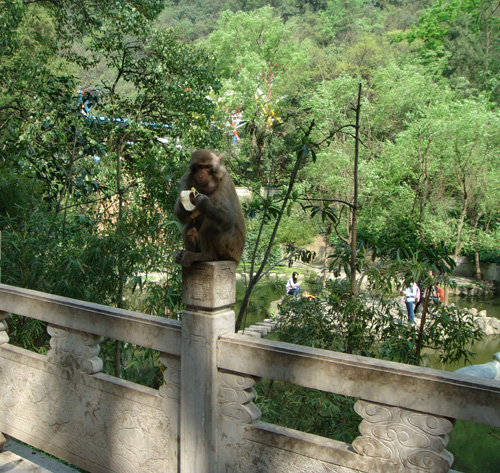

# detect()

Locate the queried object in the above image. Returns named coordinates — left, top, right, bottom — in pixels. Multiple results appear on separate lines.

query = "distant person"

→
left=401, top=282, right=419, bottom=324
left=286, top=272, right=302, bottom=297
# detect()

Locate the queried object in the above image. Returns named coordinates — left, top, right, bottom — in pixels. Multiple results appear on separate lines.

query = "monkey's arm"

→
left=194, top=194, right=237, bottom=229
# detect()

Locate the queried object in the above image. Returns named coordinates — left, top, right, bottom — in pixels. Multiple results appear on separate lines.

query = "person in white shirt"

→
left=401, top=282, right=420, bottom=323
left=286, top=272, right=302, bottom=297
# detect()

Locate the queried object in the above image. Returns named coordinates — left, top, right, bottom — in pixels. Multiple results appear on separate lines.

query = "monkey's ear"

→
left=211, top=151, right=224, bottom=166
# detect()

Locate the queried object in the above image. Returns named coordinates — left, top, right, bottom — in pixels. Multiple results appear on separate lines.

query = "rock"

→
left=489, top=318, right=500, bottom=331
left=476, top=318, right=489, bottom=332
left=478, top=310, right=488, bottom=318
left=455, top=352, right=500, bottom=380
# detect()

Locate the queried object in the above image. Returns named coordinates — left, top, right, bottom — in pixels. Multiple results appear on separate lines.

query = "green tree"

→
left=397, top=0, right=500, bottom=102
left=0, top=0, right=222, bottom=367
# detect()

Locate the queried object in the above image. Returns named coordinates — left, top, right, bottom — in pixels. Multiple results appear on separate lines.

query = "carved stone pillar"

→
left=179, top=261, right=237, bottom=473
left=0, top=310, right=9, bottom=345
left=47, top=324, right=104, bottom=376
left=352, top=400, right=454, bottom=473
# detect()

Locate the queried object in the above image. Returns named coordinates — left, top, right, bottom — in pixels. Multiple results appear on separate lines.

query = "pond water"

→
left=235, top=276, right=316, bottom=328
left=432, top=294, right=500, bottom=371
left=235, top=277, right=286, bottom=328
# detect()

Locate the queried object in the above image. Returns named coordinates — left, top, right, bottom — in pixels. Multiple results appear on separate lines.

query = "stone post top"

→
left=182, top=261, right=237, bottom=310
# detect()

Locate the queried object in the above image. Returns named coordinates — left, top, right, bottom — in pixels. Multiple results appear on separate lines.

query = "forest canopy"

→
left=1, top=0, right=500, bottom=306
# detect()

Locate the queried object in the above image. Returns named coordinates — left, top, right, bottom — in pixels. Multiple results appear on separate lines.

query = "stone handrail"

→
left=0, top=283, right=181, bottom=354
left=218, top=333, right=500, bottom=427
left=1, top=263, right=500, bottom=473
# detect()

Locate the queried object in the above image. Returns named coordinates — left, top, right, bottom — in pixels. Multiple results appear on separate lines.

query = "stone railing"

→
left=0, top=262, right=499, bottom=473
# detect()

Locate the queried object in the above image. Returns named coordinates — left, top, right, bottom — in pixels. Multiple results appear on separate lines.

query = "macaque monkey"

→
left=174, top=149, right=245, bottom=267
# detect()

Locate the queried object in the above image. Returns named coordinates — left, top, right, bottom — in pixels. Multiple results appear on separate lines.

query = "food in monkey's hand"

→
left=180, top=187, right=200, bottom=211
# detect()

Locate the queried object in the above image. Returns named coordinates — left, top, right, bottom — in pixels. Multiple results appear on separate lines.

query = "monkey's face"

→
left=191, top=163, right=217, bottom=194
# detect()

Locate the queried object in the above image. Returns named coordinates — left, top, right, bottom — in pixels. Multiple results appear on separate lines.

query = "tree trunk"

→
left=475, top=248, right=482, bottom=280
left=454, top=177, right=468, bottom=257
left=350, top=84, right=362, bottom=297
left=322, top=225, right=332, bottom=288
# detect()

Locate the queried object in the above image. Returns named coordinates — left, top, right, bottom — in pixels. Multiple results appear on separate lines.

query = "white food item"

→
left=180, top=187, right=200, bottom=211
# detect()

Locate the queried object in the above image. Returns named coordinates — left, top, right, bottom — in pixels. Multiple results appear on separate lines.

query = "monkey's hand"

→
left=174, top=249, right=200, bottom=267
left=194, top=193, right=210, bottom=209
left=174, top=250, right=185, bottom=265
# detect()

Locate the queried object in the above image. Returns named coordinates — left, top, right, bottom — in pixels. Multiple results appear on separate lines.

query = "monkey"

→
left=174, top=149, right=245, bottom=267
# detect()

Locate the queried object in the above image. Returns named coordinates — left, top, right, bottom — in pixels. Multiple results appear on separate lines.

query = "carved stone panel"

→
left=160, top=353, right=181, bottom=402
left=352, top=400, right=454, bottom=473
left=182, top=261, right=236, bottom=310
left=219, top=372, right=261, bottom=424
left=47, top=324, right=104, bottom=375
left=0, top=311, right=9, bottom=345
left=0, top=354, right=175, bottom=473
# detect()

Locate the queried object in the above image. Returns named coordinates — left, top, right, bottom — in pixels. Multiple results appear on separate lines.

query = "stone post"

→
left=179, top=261, right=237, bottom=473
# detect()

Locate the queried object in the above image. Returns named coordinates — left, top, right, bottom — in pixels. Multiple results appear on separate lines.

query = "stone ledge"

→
left=1, top=440, right=80, bottom=473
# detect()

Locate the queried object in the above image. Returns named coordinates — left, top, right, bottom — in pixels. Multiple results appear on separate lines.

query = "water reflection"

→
left=449, top=294, right=500, bottom=319
left=423, top=335, right=500, bottom=371
left=440, top=294, right=500, bottom=370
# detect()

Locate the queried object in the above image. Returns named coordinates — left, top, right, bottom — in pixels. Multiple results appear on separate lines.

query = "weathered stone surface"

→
left=0, top=283, right=182, bottom=354
left=2, top=273, right=500, bottom=473
left=0, top=346, right=176, bottom=473
left=47, top=324, right=104, bottom=375
left=218, top=333, right=500, bottom=428
left=182, top=260, right=236, bottom=309
left=353, top=401, right=454, bottom=473
left=219, top=372, right=260, bottom=424
left=0, top=311, right=8, bottom=345
left=180, top=262, right=236, bottom=473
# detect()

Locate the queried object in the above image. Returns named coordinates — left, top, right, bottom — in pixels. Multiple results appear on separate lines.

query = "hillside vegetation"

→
left=1, top=0, right=500, bottom=319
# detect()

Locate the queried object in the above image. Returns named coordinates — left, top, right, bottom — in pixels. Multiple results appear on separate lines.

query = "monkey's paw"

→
left=194, top=193, right=209, bottom=208
left=174, top=250, right=197, bottom=267
left=174, top=250, right=186, bottom=265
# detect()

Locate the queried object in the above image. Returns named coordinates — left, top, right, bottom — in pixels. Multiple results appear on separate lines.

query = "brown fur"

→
left=174, top=149, right=245, bottom=267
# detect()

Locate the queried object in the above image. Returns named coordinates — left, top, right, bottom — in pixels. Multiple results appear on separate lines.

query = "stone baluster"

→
left=352, top=400, right=454, bottom=473
left=47, top=324, right=104, bottom=377
left=179, top=261, right=237, bottom=473
left=219, top=372, right=261, bottom=424
left=160, top=353, right=181, bottom=403
left=0, top=311, right=9, bottom=345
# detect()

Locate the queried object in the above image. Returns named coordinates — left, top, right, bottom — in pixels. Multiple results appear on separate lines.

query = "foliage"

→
left=0, top=0, right=222, bottom=371
left=5, top=315, right=48, bottom=354
left=276, top=242, right=484, bottom=367
left=396, top=0, right=500, bottom=103
left=255, top=379, right=360, bottom=443
left=447, top=421, right=500, bottom=473
left=101, top=341, right=165, bottom=389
